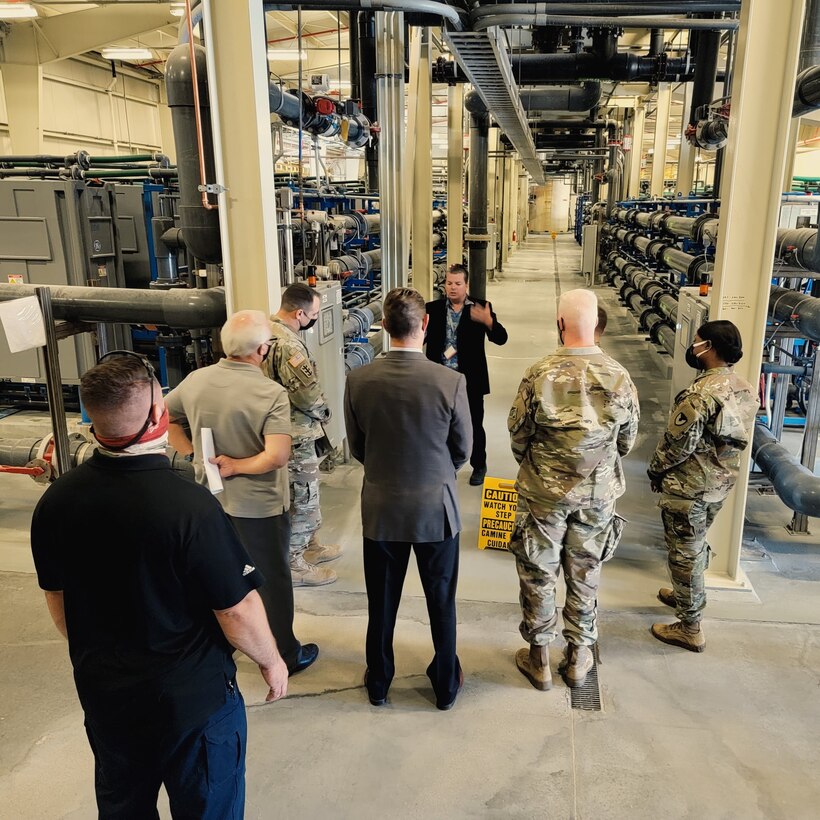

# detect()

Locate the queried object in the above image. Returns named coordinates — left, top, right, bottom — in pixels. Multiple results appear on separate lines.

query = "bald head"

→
left=557, top=289, right=598, bottom=348
left=221, top=310, right=272, bottom=359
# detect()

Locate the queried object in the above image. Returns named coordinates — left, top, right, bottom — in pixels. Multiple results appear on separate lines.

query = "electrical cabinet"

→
left=301, top=281, right=346, bottom=450
left=581, top=224, right=599, bottom=283
left=671, top=287, right=711, bottom=400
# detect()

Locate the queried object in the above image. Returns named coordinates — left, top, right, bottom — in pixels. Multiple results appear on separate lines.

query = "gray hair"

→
left=558, top=289, right=598, bottom=336
left=220, top=310, right=272, bottom=358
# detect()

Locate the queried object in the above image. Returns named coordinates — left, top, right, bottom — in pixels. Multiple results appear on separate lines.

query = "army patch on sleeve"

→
left=288, top=352, right=306, bottom=368
left=669, top=399, right=699, bottom=434
left=295, top=361, right=315, bottom=385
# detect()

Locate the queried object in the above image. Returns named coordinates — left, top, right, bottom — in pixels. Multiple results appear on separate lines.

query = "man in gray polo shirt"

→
left=166, top=310, right=319, bottom=675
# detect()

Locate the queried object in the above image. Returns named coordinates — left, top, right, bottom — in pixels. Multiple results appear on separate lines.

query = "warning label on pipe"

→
left=478, top=477, right=519, bottom=552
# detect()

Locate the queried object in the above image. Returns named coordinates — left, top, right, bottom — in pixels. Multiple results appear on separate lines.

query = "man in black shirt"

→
left=31, top=352, right=288, bottom=819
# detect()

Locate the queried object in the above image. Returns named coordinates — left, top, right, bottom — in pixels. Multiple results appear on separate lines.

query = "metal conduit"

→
left=0, top=283, right=226, bottom=328
left=752, top=424, right=820, bottom=517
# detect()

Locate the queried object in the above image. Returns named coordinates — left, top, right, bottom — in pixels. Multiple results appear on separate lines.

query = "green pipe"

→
left=793, top=176, right=820, bottom=182
left=85, top=168, right=177, bottom=179
left=88, top=154, right=158, bottom=164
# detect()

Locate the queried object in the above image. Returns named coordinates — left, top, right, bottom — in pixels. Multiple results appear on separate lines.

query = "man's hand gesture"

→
left=470, top=302, right=493, bottom=328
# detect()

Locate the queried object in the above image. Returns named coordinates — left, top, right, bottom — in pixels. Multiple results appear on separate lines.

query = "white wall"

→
left=0, top=59, right=167, bottom=156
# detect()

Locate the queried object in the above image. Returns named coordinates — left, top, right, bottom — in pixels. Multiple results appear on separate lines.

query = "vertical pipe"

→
left=791, top=343, right=820, bottom=532
left=467, top=101, right=489, bottom=300
left=447, top=83, right=465, bottom=269
left=411, top=27, right=433, bottom=300
left=358, top=11, right=379, bottom=193
left=35, top=287, right=71, bottom=476
left=376, top=9, right=407, bottom=308
left=651, top=84, right=672, bottom=197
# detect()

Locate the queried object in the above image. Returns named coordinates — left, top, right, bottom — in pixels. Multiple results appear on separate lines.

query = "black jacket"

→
left=425, top=296, right=508, bottom=396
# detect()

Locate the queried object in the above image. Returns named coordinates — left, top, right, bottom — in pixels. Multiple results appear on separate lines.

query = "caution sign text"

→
left=478, top=477, right=518, bottom=551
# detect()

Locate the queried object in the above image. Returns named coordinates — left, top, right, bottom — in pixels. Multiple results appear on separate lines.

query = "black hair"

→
left=281, top=282, right=321, bottom=312
left=697, top=320, right=743, bottom=364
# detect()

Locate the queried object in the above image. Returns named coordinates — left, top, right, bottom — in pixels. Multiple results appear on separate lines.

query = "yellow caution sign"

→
left=478, top=477, right=518, bottom=551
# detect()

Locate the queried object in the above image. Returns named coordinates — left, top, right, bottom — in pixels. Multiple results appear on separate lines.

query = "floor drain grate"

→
left=569, top=651, right=602, bottom=711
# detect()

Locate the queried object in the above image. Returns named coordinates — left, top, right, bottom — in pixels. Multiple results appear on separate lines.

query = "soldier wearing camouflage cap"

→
left=648, top=320, right=758, bottom=652
left=508, top=289, right=639, bottom=691
left=265, top=283, right=341, bottom=587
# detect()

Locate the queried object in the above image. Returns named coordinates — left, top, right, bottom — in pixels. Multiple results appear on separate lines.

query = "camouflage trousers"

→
left=288, top=439, right=322, bottom=559
left=509, top=499, right=618, bottom=647
left=659, top=494, right=723, bottom=625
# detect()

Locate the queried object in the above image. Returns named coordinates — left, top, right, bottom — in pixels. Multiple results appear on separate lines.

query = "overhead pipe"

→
left=769, top=285, right=820, bottom=342
left=752, top=424, right=820, bottom=517
left=354, top=11, right=379, bottom=191
left=519, top=83, right=603, bottom=112
left=473, top=8, right=738, bottom=31
left=264, top=1, right=465, bottom=29
left=0, top=283, right=227, bottom=329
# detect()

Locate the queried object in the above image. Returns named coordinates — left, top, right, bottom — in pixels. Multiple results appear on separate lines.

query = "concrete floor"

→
left=2, top=234, right=820, bottom=818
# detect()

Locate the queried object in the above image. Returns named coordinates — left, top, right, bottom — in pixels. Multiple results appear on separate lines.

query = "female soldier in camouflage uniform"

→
left=648, top=320, right=758, bottom=652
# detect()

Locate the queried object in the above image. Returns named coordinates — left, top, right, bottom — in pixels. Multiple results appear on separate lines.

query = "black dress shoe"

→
left=363, top=669, right=387, bottom=706
left=436, top=666, right=464, bottom=711
left=288, top=643, right=319, bottom=676
left=469, top=467, right=487, bottom=486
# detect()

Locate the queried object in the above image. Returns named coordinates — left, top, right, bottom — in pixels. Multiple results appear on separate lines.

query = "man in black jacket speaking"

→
left=425, top=263, right=508, bottom=485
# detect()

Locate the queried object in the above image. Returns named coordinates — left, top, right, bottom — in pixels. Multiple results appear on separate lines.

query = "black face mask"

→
left=685, top=340, right=710, bottom=370
left=300, top=315, right=318, bottom=331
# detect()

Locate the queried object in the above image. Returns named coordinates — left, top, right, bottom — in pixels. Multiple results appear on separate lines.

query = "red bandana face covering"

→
left=92, top=406, right=169, bottom=451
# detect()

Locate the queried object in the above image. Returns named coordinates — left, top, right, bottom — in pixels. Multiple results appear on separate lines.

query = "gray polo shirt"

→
left=165, top=359, right=291, bottom=519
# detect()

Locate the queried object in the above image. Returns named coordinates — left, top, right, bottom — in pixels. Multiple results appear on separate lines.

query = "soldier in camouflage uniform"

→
left=648, top=320, right=758, bottom=652
left=264, top=283, right=341, bottom=587
left=508, top=289, right=639, bottom=691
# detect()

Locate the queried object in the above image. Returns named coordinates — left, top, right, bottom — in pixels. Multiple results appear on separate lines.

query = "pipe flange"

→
left=26, top=458, right=54, bottom=485
left=625, top=208, right=639, bottom=225
left=341, top=210, right=368, bottom=238
left=649, top=211, right=668, bottom=232
left=692, top=213, right=718, bottom=245
left=688, top=256, right=713, bottom=280
left=639, top=307, right=658, bottom=331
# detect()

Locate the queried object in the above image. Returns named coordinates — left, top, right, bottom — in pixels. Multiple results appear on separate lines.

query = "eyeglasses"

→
left=94, top=350, right=156, bottom=450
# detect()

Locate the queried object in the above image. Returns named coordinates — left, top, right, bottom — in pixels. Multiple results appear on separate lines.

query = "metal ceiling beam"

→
left=2, top=7, right=176, bottom=64
left=443, top=27, right=545, bottom=184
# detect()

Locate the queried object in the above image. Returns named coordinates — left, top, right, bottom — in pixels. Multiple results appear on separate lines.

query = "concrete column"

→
left=650, top=84, right=672, bottom=197
left=707, top=0, right=805, bottom=588
left=518, top=172, right=529, bottom=241
left=501, top=156, right=515, bottom=264
left=203, top=0, right=281, bottom=314
left=410, top=28, right=433, bottom=300
left=2, top=63, right=43, bottom=153
left=628, top=103, right=646, bottom=198
left=447, top=83, right=464, bottom=269
left=677, top=82, right=697, bottom=196
left=781, top=117, right=801, bottom=191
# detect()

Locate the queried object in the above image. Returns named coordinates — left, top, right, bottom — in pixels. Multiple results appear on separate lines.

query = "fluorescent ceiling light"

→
left=170, top=3, right=185, bottom=17
left=268, top=48, right=307, bottom=60
left=0, top=3, right=37, bottom=19
left=101, top=47, right=153, bottom=62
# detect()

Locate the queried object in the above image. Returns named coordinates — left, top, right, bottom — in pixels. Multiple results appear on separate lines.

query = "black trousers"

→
left=228, top=513, right=300, bottom=666
left=467, top=386, right=486, bottom=470
left=363, top=534, right=460, bottom=707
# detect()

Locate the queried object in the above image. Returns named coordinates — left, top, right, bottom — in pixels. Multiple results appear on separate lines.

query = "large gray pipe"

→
left=752, top=424, right=820, bottom=517
left=466, top=92, right=490, bottom=301
left=769, top=285, right=820, bottom=341
left=775, top=227, right=820, bottom=273
left=520, top=84, right=603, bottom=112
left=0, top=283, right=226, bottom=328
left=165, top=44, right=222, bottom=264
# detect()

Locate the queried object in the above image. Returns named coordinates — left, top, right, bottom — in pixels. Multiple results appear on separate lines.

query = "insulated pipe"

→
left=473, top=10, right=738, bottom=30
left=356, top=11, right=379, bottom=191
left=688, top=27, right=721, bottom=127
left=769, top=285, right=820, bottom=341
left=752, top=424, right=820, bottom=517
left=775, top=227, right=820, bottom=273
left=511, top=53, right=698, bottom=85
left=0, top=283, right=227, bottom=328
left=519, top=84, right=603, bottom=112
left=466, top=92, right=490, bottom=301
left=166, top=43, right=222, bottom=263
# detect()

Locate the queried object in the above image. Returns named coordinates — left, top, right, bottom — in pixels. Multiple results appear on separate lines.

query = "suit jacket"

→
left=425, top=296, right=508, bottom=396
left=344, top=350, right=472, bottom=542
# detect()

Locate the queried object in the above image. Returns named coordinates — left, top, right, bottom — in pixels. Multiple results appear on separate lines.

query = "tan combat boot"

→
left=657, top=587, right=676, bottom=608
left=290, top=555, right=337, bottom=587
left=304, top=534, right=343, bottom=565
left=515, top=645, right=552, bottom=691
left=560, top=644, right=594, bottom=689
left=651, top=620, right=705, bottom=652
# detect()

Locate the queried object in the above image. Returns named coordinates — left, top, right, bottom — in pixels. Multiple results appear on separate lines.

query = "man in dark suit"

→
left=344, top=287, right=472, bottom=710
left=425, top=263, right=508, bottom=486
